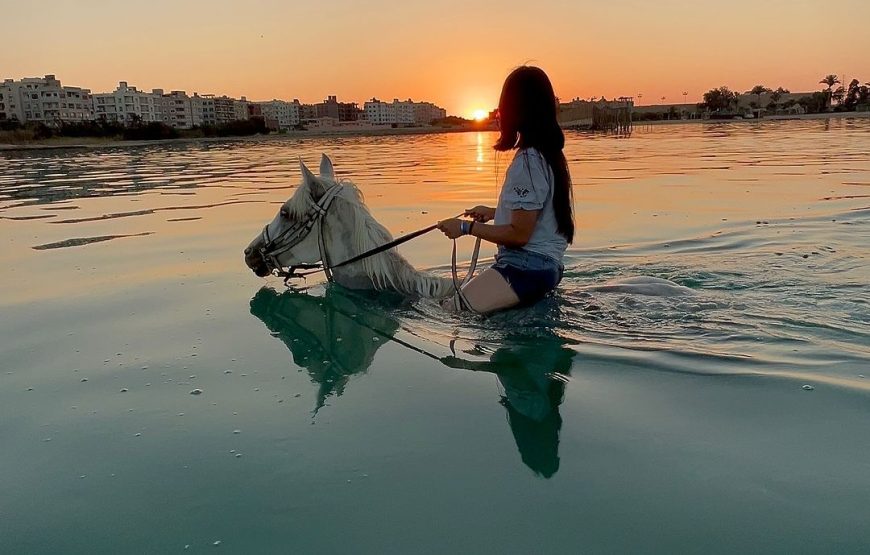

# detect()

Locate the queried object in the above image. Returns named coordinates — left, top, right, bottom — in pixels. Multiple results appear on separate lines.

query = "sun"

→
left=472, top=109, right=488, bottom=121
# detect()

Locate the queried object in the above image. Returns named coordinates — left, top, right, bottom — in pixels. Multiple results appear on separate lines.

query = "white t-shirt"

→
left=493, top=147, right=568, bottom=263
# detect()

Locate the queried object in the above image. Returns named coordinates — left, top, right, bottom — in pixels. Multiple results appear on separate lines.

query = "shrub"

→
left=123, top=122, right=179, bottom=140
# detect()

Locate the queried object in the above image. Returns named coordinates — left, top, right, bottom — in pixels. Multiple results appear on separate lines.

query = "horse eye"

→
left=280, top=208, right=289, bottom=218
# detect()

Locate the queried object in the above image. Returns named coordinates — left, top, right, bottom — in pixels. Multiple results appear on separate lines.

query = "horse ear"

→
left=319, top=154, right=335, bottom=180
left=299, top=158, right=328, bottom=199
left=299, top=159, right=316, bottom=184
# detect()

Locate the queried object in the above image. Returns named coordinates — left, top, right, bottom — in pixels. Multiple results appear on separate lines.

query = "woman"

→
left=438, top=66, right=574, bottom=313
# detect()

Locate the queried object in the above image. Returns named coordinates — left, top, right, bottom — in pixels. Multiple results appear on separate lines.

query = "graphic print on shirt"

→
left=513, top=186, right=530, bottom=198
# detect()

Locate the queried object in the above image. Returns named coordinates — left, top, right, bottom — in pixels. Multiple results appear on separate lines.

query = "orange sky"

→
left=4, top=0, right=869, bottom=117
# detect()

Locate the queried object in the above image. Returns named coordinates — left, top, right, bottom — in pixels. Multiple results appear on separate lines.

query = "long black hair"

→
left=494, top=66, right=574, bottom=243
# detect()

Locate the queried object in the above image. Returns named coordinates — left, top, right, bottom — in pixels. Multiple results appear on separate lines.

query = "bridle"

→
left=258, top=184, right=343, bottom=282
left=257, top=183, right=482, bottom=311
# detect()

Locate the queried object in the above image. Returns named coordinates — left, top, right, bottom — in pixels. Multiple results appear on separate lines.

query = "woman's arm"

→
left=438, top=209, right=539, bottom=248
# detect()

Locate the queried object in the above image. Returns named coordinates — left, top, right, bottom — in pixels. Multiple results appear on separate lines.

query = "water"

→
left=1, top=119, right=869, bottom=553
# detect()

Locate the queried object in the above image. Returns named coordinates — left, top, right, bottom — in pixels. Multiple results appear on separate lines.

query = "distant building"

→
left=212, top=96, right=236, bottom=124
left=364, top=98, right=393, bottom=125
left=560, top=97, right=634, bottom=116
left=190, top=93, right=217, bottom=127
left=0, top=74, right=93, bottom=124
left=93, top=83, right=197, bottom=128
left=301, top=103, right=318, bottom=120
left=314, top=95, right=360, bottom=121
left=260, top=99, right=300, bottom=130
left=392, top=99, right=416, bottom=125
left=364, top=98, right=446, bottom=125
left=160, top=90, right=194, bottom=129
left=233, top=97, right=251, bottom=121
left=92, top=81, right=168, bottom=124
left=559, top=97, right=634, bottom=131
left=412, top=101, right=446, bottom=124
left=0, top=73, right=452, bottom=130
left=302, top=116, right=339, bottom=129
left=247, top=102, right=263, bottom=119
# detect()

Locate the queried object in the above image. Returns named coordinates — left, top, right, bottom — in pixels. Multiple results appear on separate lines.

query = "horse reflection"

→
left=249, top=286, right=402, bottom=411
left=249, top=285, right=574, bottom=477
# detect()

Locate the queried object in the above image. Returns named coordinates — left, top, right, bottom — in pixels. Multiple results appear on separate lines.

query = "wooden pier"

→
left=558, top=97, right=634, bottom=134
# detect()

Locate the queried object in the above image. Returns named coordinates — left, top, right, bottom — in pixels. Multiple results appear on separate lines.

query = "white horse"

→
left=244, top=154, right=694, bottom=300
left=244, top=154, right=455, bottom=298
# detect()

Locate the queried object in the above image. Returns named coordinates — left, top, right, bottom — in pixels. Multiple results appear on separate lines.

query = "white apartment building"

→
left=393, top=99, right=416, bottom=125
left=91, top=83, right=243, bottom=128
left=413, top=101, right=446, bottom=124
left=0, top=80, right=25, bottom=122
left=190, top=93, right=216, bottom=127
left=160, top=91, right=193, bottom=129
left=364, top=98, right=394, bottom=125
left=92, top=83, right=195, bottom=129
left=0, top=73, right=447, bottom=130
left=363, top=98, right=446, bottom=125
left=0, top=75, right=93, bottom=124
left=92, top=81, right=165, bottom=124
left=260, top=99, right=301, bottom=130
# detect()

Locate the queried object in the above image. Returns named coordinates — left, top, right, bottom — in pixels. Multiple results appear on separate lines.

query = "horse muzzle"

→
left=244, top=247, right=271, bottom=277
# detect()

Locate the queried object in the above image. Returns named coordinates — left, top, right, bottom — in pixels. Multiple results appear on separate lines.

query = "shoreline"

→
left=632, top=110, right=870, bottom=126
left=0, top=124, right=494, bottom=152
left=2, top=111, right=867, bottom=151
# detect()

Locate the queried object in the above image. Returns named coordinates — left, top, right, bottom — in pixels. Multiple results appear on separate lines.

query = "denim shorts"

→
left=492, top=248, right=564, bottom=305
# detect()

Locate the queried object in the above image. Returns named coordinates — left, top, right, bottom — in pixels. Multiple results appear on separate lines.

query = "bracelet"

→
left=460, top=220, right=470, bottom=235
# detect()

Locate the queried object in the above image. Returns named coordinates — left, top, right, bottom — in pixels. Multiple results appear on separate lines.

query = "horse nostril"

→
left=244, top=247, right=252, bottom=255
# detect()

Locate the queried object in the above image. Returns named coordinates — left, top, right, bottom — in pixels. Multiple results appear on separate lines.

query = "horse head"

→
left=244, top=154, right=454, bottom=298
left=244, top=154, right=337, bottom=277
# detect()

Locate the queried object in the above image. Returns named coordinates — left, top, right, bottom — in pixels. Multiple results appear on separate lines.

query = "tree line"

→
left=700, top=75, right=870, bottom=115
left=0, top=115, right=270, bottom=142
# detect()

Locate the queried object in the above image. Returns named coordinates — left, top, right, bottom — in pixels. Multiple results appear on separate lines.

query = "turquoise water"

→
left=1, top=120, right=869, bottom=553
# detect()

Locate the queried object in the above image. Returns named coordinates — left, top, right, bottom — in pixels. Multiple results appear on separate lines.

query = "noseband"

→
left=258, top=184, right=343, bottom=282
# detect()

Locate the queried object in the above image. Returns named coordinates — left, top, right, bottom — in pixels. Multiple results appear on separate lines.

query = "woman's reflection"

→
left=249, top=286, right=574, bottom=477
left=441, top=340, right=572, bottom=478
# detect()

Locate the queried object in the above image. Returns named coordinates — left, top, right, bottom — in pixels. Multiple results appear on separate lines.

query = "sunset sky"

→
left=4, top=0, right=869, bottom=117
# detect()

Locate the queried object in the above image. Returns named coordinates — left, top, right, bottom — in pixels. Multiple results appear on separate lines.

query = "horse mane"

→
left=287, top=177, right=455, bottom=298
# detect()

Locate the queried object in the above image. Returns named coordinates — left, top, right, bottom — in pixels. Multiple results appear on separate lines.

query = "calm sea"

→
left=1, top=119, right=869, bottom=553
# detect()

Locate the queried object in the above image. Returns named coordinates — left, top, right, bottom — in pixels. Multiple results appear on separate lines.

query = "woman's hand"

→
left=464, top=205, right=495, bottom=223
left=437, top=218, right=465, bottom=239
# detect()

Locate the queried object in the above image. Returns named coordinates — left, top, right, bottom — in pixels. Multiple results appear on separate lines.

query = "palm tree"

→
left=819, top=74, right=840, bottom=91
left=749, top=85, right=769, bottom=98
left=730, top=93, right=741, bottom=114
left=768, top=90, right=783, bottom=114
left=749, top=85, right=770, bottom=116
left=819, top=75, right=840, bottom=110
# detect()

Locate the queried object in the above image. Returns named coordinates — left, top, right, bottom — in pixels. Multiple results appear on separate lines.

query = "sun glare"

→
left=472, top=109, right=488, bottom=121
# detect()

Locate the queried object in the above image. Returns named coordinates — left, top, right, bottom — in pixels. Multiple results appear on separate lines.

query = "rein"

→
left=259, top=184, right=481, bottom=305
